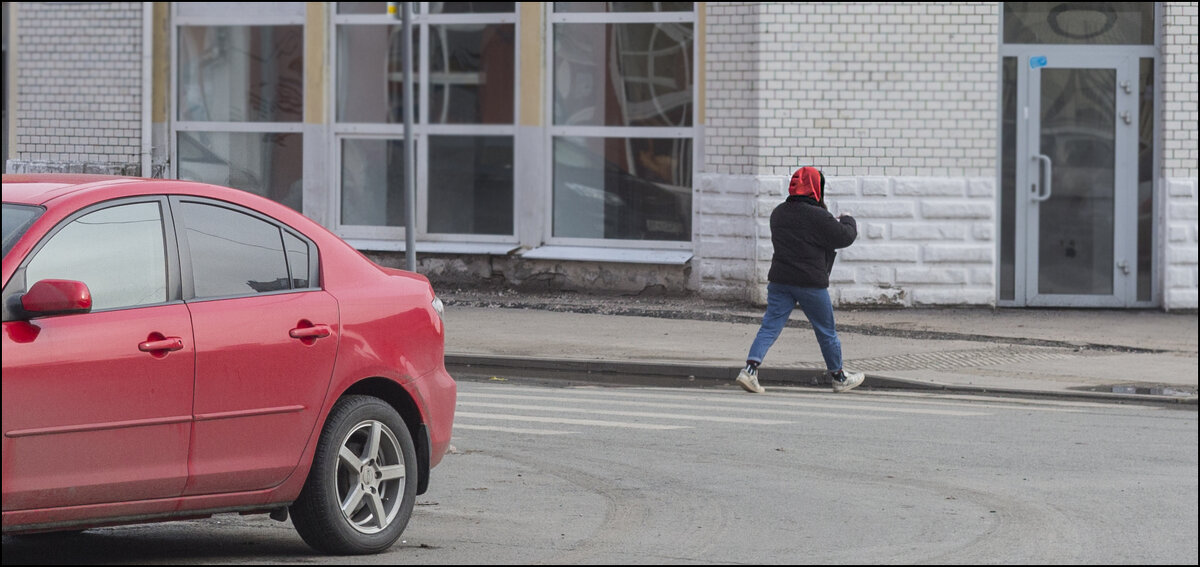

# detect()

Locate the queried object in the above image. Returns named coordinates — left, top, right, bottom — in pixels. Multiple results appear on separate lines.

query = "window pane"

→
left=338, top=2, right=386, bottom=14
left=177, top=131, right=303, bottom=211
left=178, top=26, right=303, bottom=122
left=1003, top=2, right=1153, bottom=45
left=1000, top=57, right=1017, bottom=301
left=553, top=136, right=691, bottom=241
left=430, top=24, right=515, bottom=124
left=428, top=135, right=513, bottom=235
left=431, top=3, right=515, bottom=13
left=337, top=25, right=421, bottom=123
left=1137, top=58, right=1154, bottom=302
left=180, top=202, right=290, bottom=298
left=341, top=138, right=408, bottom=227
left=555, top=2, right=693, bottom=13
left=554, top=23, right=693, bottom=127
left=26, top=203, right=166, bottom=310
left=283, top=231, right=311, bottom=289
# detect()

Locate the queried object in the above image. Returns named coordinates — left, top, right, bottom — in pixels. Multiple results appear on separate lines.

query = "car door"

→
left=170, top=197, right=339, bottom=495
left=1, top=199, right=194, bottom=510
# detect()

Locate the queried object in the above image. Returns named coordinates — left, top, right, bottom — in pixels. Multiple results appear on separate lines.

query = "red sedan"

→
left=1, top=174, right=456, bottom=555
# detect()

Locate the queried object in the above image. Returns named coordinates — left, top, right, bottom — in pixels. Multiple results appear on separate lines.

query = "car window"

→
left=283, top=230, right=310, bottom=289
left=2, top=203, right=44, bottom=259
left=179, top=201, right=292, bottom=299
left=25, top=202, right=168, bottom=310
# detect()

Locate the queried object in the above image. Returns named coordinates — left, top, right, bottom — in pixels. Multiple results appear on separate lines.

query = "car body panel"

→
left=1, top=174, right=456, bottom=538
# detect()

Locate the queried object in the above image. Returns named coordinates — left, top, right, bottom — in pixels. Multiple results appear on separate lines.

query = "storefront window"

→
left=1003, top=2, right=1154, bottom=45
left=551, top=6, right=695, bottom=243
left=176, top=23, right=304, bottom=211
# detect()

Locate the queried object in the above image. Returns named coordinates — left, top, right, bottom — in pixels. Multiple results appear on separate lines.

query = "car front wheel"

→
left=291, top=395, right=418, bottom=555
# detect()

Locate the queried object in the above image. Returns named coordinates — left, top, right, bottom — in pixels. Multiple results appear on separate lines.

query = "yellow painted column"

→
left=305, top=2, right=327, bottom=125
left=519, top=2, right=543, bottom=127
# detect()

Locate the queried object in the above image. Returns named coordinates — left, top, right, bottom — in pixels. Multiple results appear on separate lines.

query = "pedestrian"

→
left=736, top=166, right=865, bottom=394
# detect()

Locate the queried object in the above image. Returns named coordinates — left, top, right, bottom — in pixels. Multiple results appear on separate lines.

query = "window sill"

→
left=347, top=239, right=520, bottom=256
left=518, top=246, right=693, bottom=265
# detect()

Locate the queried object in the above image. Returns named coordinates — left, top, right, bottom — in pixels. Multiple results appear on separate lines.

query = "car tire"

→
left=290, top=395, right=418, bottom=555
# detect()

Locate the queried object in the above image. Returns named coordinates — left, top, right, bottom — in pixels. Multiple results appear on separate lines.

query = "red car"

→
left=1, top=174, right=456, bottom=555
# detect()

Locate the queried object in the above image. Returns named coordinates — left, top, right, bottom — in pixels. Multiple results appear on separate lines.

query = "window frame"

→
left=330, top=3, right=521, bottom=246
left=170, top=5, right=306, bottom=211
left=169, top=195, right=320, bottom=303
left=544, top=4, right=698, bottom=250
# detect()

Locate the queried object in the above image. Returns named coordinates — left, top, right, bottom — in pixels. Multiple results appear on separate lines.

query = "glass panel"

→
left=1137, top=58, right=1154, bottom=302
left=177, top=131, right=303, bottom=211
left=431, top=2, right=515, bottom=13
left=1037, top=68, right=1115, bottom=295
left=553, top=136, right=691, bottom=241
left=283, top=231, right=311, bottom=289
left=338, top=2, right=386, bottom=14
left=555, top=2, right=694, bottom=12
left=337, top=25, right=421, bottom=122
left=428, top=135, right=514, bottom=235
left=2, top=204, right=43, bottom=259
left=429, top=24, right=515, bottom=124
left=1000, top=57, right=1017, bottom=301
left=340, top=138, right=408, bottom=227
left=1003, top=2, right=1153, bottom=45
left=554, top=23, right=693, bottom=127
left=180, top=202, right=290, bottom=298
left=26, top=203, right=166, bottom=310
left=178, top=26, right=303, bottom=122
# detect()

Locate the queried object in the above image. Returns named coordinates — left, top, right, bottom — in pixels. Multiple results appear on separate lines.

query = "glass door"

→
left=1019, top=51, right=1138, bottom=307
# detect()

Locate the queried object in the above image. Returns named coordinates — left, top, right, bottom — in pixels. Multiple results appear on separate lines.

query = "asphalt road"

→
left=4, top=376, right=1197, bottom=564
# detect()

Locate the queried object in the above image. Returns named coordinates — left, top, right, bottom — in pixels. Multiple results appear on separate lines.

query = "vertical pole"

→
left=402, top=2, right=416, bottom=272
left=389, top=2, right=417, bottom=271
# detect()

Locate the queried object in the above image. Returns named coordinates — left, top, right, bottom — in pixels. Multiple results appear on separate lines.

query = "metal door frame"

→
left=1012, top=47, right=1140, bottom=307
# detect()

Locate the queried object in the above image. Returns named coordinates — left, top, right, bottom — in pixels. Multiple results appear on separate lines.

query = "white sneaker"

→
left=832, top=370, right=864, bottom=393
left=736, top=368, right=765, bottom=394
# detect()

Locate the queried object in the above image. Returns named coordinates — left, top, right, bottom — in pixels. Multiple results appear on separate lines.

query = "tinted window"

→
left=180, top=202, right=291, bottom=298
left=25, top=202, right=167, bottom=310
left=2, top=203, right=43, bottom=259
left=283, top=231, right=310, bottom=289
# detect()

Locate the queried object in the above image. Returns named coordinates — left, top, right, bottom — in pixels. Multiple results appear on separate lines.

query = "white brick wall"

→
left=1165, top=178, right=1199, bottom=310
left=9, top=3, right=145, bottom=171
left=704, top=2, right=999, bottom=178
left=1163, top=2, right=1198, bottom=180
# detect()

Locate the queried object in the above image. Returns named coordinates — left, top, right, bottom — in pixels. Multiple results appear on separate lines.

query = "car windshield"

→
left=2, top=203, right=44, bottom=259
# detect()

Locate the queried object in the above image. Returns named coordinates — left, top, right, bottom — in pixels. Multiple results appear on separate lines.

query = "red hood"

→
left=788, top=167, right=822, bottom=201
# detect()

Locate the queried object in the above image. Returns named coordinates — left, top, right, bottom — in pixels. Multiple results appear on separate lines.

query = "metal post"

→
left=389, top=2, right=417, bottom=272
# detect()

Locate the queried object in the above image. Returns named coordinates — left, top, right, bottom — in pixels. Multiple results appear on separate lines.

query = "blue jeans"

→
left=746, top=282, right=843, bottom=372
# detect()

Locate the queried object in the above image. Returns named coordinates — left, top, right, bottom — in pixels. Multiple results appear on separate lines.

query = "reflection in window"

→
left=337, top=26, right=421, bottom=122
left=554, top=23, right=693, bottom=127
left=428, top=136, right=514, bottom=235
left=553, top=136, right=691, bottom=241
left=283, top=231, right=311, bottom=289
left=555, top=3, right=693, bottom=13
left=338, top=2, right=515, bottom=14
left=177, top=131, right=303, bottom=212
left=430, top=24, right=515, bottom=124
left=180, top=202, right=291, bottom=299
left=341, top=138, right=408, bottom=227
left=178, top=26, right=304, bottom=122
left=1003, top=2, right=1153, bottom=45
left=26, top=203, right=167, bottom=310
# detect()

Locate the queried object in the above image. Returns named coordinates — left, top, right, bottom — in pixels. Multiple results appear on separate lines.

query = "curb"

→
left=445, top=353, right=1199, bottom=407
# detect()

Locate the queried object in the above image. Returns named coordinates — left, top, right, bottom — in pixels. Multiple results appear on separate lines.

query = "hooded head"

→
left=788, top=166, right=824, bottom=203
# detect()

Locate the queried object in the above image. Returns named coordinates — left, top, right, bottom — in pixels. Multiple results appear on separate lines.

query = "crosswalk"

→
left=451, top=381, right=1107, bottom=437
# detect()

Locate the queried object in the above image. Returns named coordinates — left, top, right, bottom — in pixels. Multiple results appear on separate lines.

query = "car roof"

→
left=2, top=174, right=142, bottom=205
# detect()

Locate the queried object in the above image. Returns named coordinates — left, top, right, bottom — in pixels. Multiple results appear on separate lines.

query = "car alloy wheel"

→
left=291, top=395, right=418, bottom=555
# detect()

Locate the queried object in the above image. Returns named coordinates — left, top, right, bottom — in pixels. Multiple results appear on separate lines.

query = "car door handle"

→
left=289, top=325, right=332, bottom=340
left=139, top=337, right=184, bottom=353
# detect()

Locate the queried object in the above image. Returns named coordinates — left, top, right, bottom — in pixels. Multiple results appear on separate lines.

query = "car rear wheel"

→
left=291, top=395, right=418, bottom=555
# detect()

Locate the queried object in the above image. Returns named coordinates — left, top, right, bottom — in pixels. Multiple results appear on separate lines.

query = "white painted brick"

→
left=895, top=267, right=968, bottom=284
left=924, top=245, right=992, bottom=263
left=839, top=287, right=909, bottom=307
left=855, top=265, right=895, bottom=284
left=834, top=201, right=916, bottom=218
left=921, top=201, right=993, bottom=219
left=840, top=244, right=920, bottom=262
left=864, top=223, right=886, bottom=239
left=830, top=266, right=856, bottom=284
left=893, top=178, right=966, bottom=197
left=891, top=223, right=967, bottom=240
left=912, top=289, right=994, bottom=306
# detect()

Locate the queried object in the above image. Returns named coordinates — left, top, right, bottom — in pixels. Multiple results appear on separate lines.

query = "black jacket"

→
left=767, top=195, right=858, bottom=288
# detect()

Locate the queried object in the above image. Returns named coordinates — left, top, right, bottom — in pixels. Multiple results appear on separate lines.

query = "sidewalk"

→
left=438, top=289, right=1198, bottom=406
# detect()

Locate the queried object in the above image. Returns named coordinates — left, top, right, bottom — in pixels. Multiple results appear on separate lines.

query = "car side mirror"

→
left=20, top=279, right=93, bottom=318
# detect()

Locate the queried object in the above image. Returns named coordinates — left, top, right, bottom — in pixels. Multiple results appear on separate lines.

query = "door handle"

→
left=139, top=337, right=184, bottom=353
left=1032, top=154, right=1053, bottom=202
left=289, top=324, right=332, bottom=340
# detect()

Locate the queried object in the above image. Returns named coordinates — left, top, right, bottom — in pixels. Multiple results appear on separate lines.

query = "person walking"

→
left=736, top=166, right=865, bottom=394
